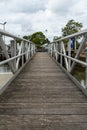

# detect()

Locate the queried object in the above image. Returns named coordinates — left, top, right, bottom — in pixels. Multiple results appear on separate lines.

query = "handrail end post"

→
left=85, top=47, right=87, bottom=88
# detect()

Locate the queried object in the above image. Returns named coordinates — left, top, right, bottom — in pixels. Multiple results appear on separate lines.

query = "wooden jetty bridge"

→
left=0, top=29, right=87, bottom=129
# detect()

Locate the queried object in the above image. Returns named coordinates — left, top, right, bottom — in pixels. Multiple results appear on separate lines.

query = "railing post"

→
left=28, top=43, right=30, bottom=59
left=60, top=42, right=62, bottom=65
left=85, top=47, right=87, bottom=88
left=68, top=39, right=71, bottom=72
left=34, top=45, right=36, bottom=54
left=50, top=44, right=52, bottom=56
left=48, top=44, right=50, bottom=54
left=70, top=35, right=87, bottom=72
left=61, top=41, right=68, bottom=70
left=22, top=41, right=24, bottom=66
left=0, top=35, right=15, bottom=73
left=31, top=44, right=33, bottom=56
left=10, top=39, right=16, bottom=71
left=74, top=37, right=77, bottom=51
left=25, top=42, right=29, bottom=60
left=30, top=44, right=32, bottom=57
left=53, top=43, right=56, bottom=58
left=33, top=44, right=35, bottom=54
left=55, top=43, right=58, bottom=61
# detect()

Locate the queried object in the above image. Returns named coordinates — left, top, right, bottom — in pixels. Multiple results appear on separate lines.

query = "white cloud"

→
left=46, top=0, right=77, bottom=16
left=0, top=0, right=87, bottom=41
left=7, top=0, right=46, bottom=13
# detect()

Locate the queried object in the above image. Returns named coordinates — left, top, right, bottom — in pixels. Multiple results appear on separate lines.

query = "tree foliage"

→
left=23, top=35, right=31, bottom=40
left=62, top=19, right=83, bottom=37
left=53, top=36, right=61, bottom=42
left=23, top=32, right=49, bottom=48
left=16, top=38, right=21, bottom=44
left=31, top=32, right=46, bottom=46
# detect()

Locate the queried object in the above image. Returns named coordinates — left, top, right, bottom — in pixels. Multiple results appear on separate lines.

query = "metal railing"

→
left=0, top=29, right=36, bottom=74
left=48, top=29, right=87, bottom=95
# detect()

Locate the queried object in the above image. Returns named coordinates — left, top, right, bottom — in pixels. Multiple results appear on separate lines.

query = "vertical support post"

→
left=71, top=35, right=87, bottom=72
left=53, top=43, right=55, bottom=58
left=32, top=44, right=34, bottom=55
left=22, top=41, right=24, bottom=66
left=33, top=44, right=36, bottom=54
left=85, top=47, right=87, bottom=88
left=16, top=42, right=23, bottom=70
left=60, top=42, right=62, bottom=65
left=14, top=39, right=16, bottom=63
left=48, top=44, right=50, bottom=54
left=51, top=44, right=53, bottom=56
left=30, top=43, right=31, bottom=57
left=49, top=44, right=51, bottom=54
left=68, top=39, right=71, bottom=72
left=57, top=42, right=60, bottom=62
left=48, top=44, right=50, bottom=53
left=31, top=44, right=32, bottom=55
left=10, top=39, right=16, bottom=71
left=55, top=42, right=58, bottom=61
left=0, top=35, right=15, bottom=73
left=62, top=41, right=68, bottom=70
left=74, top=38, right=76, bottom=51
left=25, top=42, right=28, bottom=60
left=52, top=42, right=55, bottom=57
left=26, top=42, right=29, bottom=60
left=28, top=43, right=30, bottom=59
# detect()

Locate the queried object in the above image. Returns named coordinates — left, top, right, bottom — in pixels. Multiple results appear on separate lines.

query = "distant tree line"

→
left=16, top=19, right=83, bottom=49
left=53, top=19, right=83, bottom=40
left=53, top=19, right=83, bottom=49
left=16, top=32, right=50, bottom=49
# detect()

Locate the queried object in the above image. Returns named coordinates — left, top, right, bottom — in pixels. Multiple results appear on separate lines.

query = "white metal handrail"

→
left=0, top=29, right=33, bottom=44
left=48, top=29, right=87, bottom=92
left=0, top=49, right=33, bottom=66
left=56, top=29, right=87, bottom=42
left=0, top=29, right=36, bottom=73
left=54, top=50, right=87, bottom=67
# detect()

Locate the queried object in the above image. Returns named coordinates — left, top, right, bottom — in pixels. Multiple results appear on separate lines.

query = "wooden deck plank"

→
left=0, top=52, right=87, bottom=129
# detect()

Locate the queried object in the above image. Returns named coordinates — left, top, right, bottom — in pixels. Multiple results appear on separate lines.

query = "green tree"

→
left=30, top=32, right=49, bottom=48
left=23, top=35, right=31, bottom=40
left=23, top=32, right=50, bottom=48
left=62, top=19, right=83, bottom=37
left=16, top=38, right=21, bottom=44
left=53, top=36, right=61, bottom=42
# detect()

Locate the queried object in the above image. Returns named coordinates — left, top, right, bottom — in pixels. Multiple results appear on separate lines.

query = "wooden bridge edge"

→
left=0, top=54, right=35, bottom=95
left=51, top=55, right=87, bottom=97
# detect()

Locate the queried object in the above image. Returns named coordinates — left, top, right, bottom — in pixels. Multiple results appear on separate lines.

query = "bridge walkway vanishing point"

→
left=0, top=52, right=87, bottom=129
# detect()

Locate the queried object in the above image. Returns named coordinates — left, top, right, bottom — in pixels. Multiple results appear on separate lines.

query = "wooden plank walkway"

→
left=0, top=52, right=87, bottom=130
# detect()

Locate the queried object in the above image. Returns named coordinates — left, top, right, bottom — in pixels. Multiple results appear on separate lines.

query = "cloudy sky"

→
left=0, top=0, right=87, bottom=41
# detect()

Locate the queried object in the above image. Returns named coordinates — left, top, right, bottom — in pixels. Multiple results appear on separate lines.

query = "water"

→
left=0, top=65, right=12, bottom=87
left=72, top=72, right=85, bottom=87
left=0, top=65, right=11, bottom=72
left=81, top=80, right=85, bottom=88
